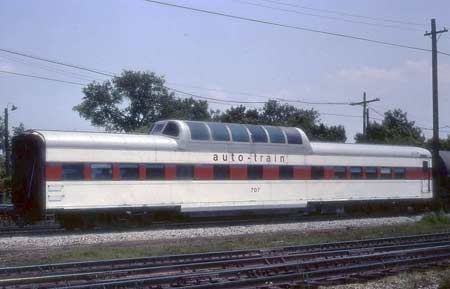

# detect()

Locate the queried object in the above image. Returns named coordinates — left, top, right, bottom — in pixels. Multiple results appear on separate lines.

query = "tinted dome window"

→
left=208, top=122, right=230, bottom=141
left=162, top=122, right=179, bottom=137
left=283, top=127, right=302, bottom=144
left=227, top=123, right=249, bottom=142
left=151, top=123, right=165, bottom=134
left=246, top=125, right=268, bottom=143
left=186, top=122, right=210, bottom=140
left=264, top=126, right=285, bottom=144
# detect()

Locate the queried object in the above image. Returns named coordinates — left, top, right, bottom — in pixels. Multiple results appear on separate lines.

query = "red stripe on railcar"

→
left=165, top=165, right=176, bottom=180
left=345, top=167, right=351, bottom=179
left=406, top=168, right=422, bottom=179
left=230, top=165, right=247, bottom=180
left=139, top=164, right=146, bottom=180
left=263, top=166, right=279, bottom=180
left=293, top=166, right=311, bottom=179
left=324, top=167, right=334, bottom=179
left=112, top=164, right=120, bottom=180
left=46, top=163, right=62, bottom=181
left=84, top=164, right=92, bottom=180
left=195, top=165, right=213, bottom=180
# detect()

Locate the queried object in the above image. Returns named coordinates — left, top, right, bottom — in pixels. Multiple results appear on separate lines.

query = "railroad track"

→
left=1, top=232, right=450, bottom=288
left=0, top=225, right=65, bottom=237
left=0, top=211, right=419, bottom=238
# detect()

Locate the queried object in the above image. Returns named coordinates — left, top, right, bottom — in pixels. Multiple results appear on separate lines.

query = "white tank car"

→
left=11, top=120, right=432, bottom=224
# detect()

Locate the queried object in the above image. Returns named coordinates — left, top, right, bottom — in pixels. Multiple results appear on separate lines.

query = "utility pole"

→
left=3, top=104, right=17, bottom=178
left=425, top=19, right=447, bottom=200
left=3, top=108, right=9, bottom=177
left=366, top=106, right=370, bottom=130
left=350, top=92, right=380, bottom=140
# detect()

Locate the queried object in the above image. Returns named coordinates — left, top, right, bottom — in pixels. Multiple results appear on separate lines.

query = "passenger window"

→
left=162, top=122, right=179, bottom=137
left=311, top=166, right=324, bottom=180
left=350, top=167, right=363, bottom=179
left=151, top=123, right=165, bottom=134
left=365, top=167, right=378, bottom=179
left=119, top=164, right=139, bottom=180
left=146, top=164, right=165, bottom=180
left=186, top=122, right=210, bottom=141
left=394, top=168, right=406, bottom=179
left=176, top=165, right=194, bottom=179
left=214, top=165, right=230, bottom=180
left=91, top=163, right=112, bottom=180
left=246, top=125, right=268, bottom=143
left=227, top=124, right=249, bottom=142
left=422, top=161, right=429, bottom=173
left=62, top=163, right=84, bottom=180
left=283, top=128, right=302, bottom=144
left=333, top=166, right=347, bottom=179
left=248, top=165, right=263, bottom=179
left=380, top=167, right=392, bottom=179
left=279, top=166, right=294, bottom=179
left=208, top=122, right=230, bottom=141
left=264, top=126, right=285, bottom=144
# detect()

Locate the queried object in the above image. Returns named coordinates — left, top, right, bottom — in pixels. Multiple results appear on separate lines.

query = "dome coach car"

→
left=12, top=120, right=433, bottom=227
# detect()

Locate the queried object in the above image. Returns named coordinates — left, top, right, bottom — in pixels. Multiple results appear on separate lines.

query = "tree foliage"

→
left=355, top=109, right=425, bottom=146
left=425, top=135, right=450, bottom=151
left=439, top=136, right=450, bottom=150
left=74, top=71, right=210, bottom=132
left=75, top=71, right=346, bottom=142
left=214, top=100, right=346, bottom=142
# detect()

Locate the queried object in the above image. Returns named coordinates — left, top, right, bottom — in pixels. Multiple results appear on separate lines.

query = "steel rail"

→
left=4, top=238, right=450, bottom=287
left=3, top=238, right=450, bottom=288
left=49, top=244, right=450, bottom=289
left=179, top=253, right=450, bottom=289
left=2, top=231, right=449, bottom=278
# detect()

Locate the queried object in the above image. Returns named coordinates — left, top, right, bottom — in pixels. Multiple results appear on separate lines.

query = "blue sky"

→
left=0, top=0, right=449, bottom=141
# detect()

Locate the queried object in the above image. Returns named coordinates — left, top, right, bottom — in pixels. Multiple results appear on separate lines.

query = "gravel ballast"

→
left=0, top=216, right=419, bottom=250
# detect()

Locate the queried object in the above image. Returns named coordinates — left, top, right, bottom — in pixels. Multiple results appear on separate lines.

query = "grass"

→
left=3, top=217, right=449, bottom=267
left=420, top=211, right=450, bottom=225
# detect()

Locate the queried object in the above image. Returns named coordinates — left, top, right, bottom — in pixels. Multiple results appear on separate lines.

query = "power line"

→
left=142, top=0, right=450, bottom=55
left=0, top=70, right=86, bottom=86
left=0, top=48, right=114, bottom=77
left=170, top=88, right=266, bottom=104
left=368, top=107, right=450, bottom=133
left=169, top=82, right=353, bottom=105
left=0, top=53, right=103, bottom=82
left=259, top=0, right=429, bottom=28
left=4, top=68, right=448, bottom=132
left=236, top=0, right=424, bottom=33
left=368, top=106, right=385, bottom=117
left=0, top=47, right=359, bottom=106
left=0, top=69, right=379, bottom=119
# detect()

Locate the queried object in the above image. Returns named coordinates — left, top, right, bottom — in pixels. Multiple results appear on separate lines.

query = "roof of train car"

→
left=23, top=130, right=178, bottom=151
left=20, top=119, right=431, bottom=158
left=310, top=142, right=431, bottom=158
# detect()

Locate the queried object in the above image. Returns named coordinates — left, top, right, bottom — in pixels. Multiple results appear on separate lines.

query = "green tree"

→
left=215, top=100, right=346, bottom=142
left=74, top=70, right=210, bottom=132
left=425, top=135, right=450, bottom=151
left=355, top=109, right=425, bottom=146
left=215, top=105, right=260, bottom=124
left=0, top=115, right=4, bottom=152
left=12, top=123, right=25, bottom=136
left=310, top=123, right=346, bottom=142
left=439, top=136, right=450, bottom=150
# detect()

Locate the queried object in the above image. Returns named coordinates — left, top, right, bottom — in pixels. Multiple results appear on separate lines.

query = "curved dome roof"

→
left=310, top=142, right=431, bottom=158
left=25, top=130, right=178, bottom=151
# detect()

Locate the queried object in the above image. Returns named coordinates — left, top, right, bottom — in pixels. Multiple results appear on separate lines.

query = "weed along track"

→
left=1, top=232, right=450, bottom=288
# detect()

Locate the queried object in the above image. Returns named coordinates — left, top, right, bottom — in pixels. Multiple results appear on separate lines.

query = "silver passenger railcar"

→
left=12, top=120, right=433, bottom=226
